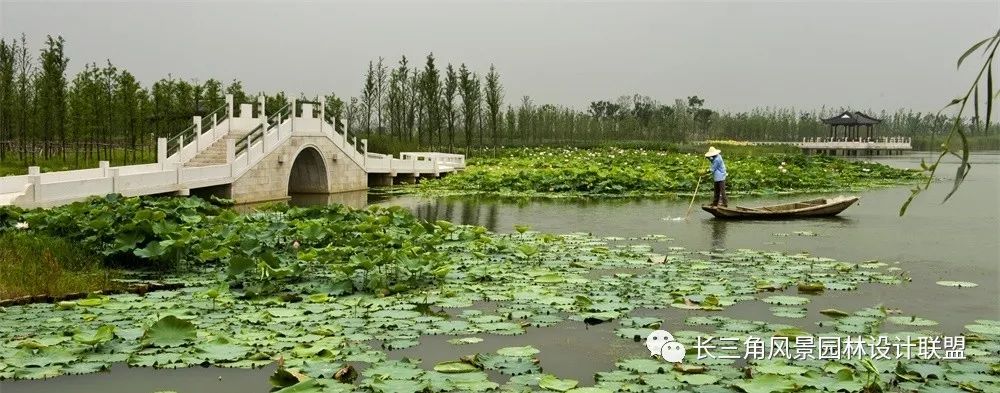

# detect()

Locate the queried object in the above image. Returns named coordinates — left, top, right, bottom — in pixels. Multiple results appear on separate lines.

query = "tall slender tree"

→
left=420, top=53, right=442, bottom=148
left=100, top=62, right=118, bottom=160
left=386, top=56, right=408, bottom=141
left=344, top=96, right=359, bottom=135
left=36, top=36, right=69, bottom=160
left=458, top=64, right=475, bottom=151
left=323, top=92, right=345, bottom=131
left=201, top=79, right=224, bottom=113
left=484, top=64, right=503, bottom=154
left=224, top=79, right=248, bottom=115
left=13, top=34, right=34, bottom=163
left=116, top=70, right=142, bottom=163
left=442, top=64, right=458, bottom=152
left=360, top=61, right=376, bottom=138
left=406, top=68, right=421, bottom=142
left=374, top=57, right=387, bottom=134
left=0, top=39, right=16, bottom=161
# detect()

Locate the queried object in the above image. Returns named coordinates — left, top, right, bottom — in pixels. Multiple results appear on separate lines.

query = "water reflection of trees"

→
left=413, top=199, right=500, bottom=231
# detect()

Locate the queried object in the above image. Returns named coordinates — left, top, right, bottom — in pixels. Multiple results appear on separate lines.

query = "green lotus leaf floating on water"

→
left=965, top=321, right=1000, bottom=336
left=761, top=295, right=810, bottom=306
left=0, top=197, right=997, bottom=392
left=72, top=324, right=115, bottom=346
left=732, top=373, right=798, bottom=393
left=935, top=280, right=979, bottom=288
left=538, top=374, right=580, bottom=392
left=496, top=345, right=541, bottom=357
left=142, top=315, right=196, bottom=348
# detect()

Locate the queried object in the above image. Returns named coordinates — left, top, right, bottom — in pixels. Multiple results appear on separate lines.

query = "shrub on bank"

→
left=0, top=232, right=116, bottom=299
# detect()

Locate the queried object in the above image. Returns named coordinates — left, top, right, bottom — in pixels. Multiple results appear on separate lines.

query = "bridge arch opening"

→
left=288, top=146, right=329, bottom=194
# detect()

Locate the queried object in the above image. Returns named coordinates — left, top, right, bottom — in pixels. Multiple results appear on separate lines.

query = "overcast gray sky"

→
left=1, top=1, right=997, bottom=113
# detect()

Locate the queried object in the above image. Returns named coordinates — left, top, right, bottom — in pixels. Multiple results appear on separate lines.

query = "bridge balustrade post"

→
left=290, top=98, right=297, bottom=133
left=212, top=113, right=218, bottom=140
left=276, top=112, right=282, bottom=140
left=108, top=167, right=120, bottom=193
left=178, top=135, right=185, bottom=161
left=27, top=166, right=40, bottom=203
left=258, top=95, right=267, bottom=126
left=193, top=116, right=202, bottom=153
left=225, top=94, right=234, bottom=133
left=157, top=138, right=167, bottom=168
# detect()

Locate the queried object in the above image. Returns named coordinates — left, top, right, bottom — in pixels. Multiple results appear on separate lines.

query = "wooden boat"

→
left=702, top=196, right=859, bottom=219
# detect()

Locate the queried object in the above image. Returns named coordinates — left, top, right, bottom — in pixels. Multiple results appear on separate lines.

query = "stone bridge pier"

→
left=229, top=135, right=367, bottom=203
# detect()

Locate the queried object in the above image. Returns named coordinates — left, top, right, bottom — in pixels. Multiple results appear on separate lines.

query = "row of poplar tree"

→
left=2, top=34, right=994, bottom=169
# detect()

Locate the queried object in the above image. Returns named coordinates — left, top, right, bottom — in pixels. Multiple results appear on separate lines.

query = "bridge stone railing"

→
left=0, top=96, right=464, bottom=208
left=365, top=152, right=466, bottom=175
left=162, top=95, right=236, bottom=166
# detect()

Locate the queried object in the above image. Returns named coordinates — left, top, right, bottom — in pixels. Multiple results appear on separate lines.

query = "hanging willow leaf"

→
left=957, top=35, right=994, bottom=69
left=942, top=127, right=972, bottom=203
left=944, top=97, right=965, bottom=108
left=898, top=188, right=920, bottom=216
left=902, top=32, right=998, bottom=215
left=986, top=58, right=993, bottom=135
left=973, top=84, right=980, bottom=129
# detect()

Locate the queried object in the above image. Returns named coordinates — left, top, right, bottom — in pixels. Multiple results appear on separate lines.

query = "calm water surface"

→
left=5, top=152, right=997, bottom=393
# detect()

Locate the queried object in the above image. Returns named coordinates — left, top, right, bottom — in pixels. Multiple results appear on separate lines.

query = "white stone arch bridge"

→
left=0, top=95, right=464, bottom=208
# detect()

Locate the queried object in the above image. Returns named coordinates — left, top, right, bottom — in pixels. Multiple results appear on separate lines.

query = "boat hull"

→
left=701, top=197, right=859, bottom=219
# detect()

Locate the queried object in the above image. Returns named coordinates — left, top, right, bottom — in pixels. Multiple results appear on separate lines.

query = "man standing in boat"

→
left=705, top=146, right=728, bottom=207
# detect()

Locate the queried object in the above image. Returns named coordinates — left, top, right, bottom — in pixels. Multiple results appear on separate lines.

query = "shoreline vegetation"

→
left=0, top=232, right=118, bottom=300
left=412, top=146, right=926, bottom=199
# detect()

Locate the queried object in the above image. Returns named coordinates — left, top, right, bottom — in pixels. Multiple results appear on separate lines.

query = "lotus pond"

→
left=1, top=153, right=998, bottom=393
left=414, top=147, right=924, bottom=198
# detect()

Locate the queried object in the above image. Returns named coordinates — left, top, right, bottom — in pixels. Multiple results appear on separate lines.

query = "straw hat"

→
left=704, top=146, right=722, bottom=157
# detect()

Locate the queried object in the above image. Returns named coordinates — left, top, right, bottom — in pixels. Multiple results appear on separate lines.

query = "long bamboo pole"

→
left=685, top=174, right=704, bottom=220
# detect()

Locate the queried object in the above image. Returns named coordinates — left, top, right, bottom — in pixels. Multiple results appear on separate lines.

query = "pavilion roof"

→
left=821, top=111, right=882, bottom=126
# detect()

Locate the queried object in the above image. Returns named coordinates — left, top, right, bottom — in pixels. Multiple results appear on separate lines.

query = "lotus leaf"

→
left=538, top=374, right=579, bottom=392
left=677, top=373, right=720, bottom=385
left=142, top=315, right=196, bottom=347
left=936, top=281, right=979, bottom=288
left=732, top=374, right=797, bottom=393
left=496, top=345, right=540, bottom=357
left=433, top=360, right=480, bottom=373
left=762, top=295, right=810, bottom=306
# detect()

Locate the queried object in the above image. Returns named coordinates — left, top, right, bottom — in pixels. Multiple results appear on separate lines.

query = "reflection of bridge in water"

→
left=0, top=94, right=464, bottom=208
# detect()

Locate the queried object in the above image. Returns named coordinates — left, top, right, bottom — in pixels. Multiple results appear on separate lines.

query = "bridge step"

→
left=185, top=142, right=228, bottom=167
left=184, top=129, right=255, bottom=167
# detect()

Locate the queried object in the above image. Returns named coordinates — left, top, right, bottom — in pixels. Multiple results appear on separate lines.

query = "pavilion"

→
left=821, top=111, right=882, bottom=140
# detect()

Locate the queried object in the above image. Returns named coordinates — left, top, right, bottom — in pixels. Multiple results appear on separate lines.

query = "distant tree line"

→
left=344, top=55, right=997, bottom=153
left=1, top=34, right=996, bottom=172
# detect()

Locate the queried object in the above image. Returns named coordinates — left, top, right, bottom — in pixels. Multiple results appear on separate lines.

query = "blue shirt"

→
left=710, top=155, right=727, bottom=182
